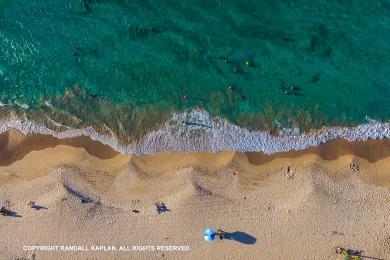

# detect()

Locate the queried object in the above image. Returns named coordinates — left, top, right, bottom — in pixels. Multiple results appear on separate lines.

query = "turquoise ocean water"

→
left=0, top=0, right=389, bottom=149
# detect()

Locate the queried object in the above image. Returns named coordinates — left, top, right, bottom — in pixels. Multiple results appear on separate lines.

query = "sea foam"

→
left=0, top=109, right=389, bottom=155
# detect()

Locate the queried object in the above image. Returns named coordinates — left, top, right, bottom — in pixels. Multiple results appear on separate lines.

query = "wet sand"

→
left=0, top=130, right=389, bottom=259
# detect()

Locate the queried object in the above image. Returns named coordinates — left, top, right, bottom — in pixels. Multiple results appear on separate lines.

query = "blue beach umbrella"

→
left=203, top=228, right=216, bottom=242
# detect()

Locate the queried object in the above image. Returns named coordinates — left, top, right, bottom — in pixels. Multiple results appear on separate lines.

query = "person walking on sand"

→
left=216, top=229, right=226, bottom=240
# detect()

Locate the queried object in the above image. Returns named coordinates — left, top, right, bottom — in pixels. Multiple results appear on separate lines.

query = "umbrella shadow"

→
left=223, top=231, right=257, bottom=244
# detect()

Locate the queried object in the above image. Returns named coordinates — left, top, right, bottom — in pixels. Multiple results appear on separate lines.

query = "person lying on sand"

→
left=155, top=202, right=168, bottom=214
left=0, top=206, right=9, bottom=216
left=336, top=247, right=362, bottom=260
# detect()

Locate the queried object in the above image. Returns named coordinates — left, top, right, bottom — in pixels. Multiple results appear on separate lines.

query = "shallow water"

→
left=0, top=0, right=389, bottom=141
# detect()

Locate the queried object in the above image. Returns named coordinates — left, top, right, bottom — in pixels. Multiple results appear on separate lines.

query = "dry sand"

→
left=0, top=130, right=389, bottom=259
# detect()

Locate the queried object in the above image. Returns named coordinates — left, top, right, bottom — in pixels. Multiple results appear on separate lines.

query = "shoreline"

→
left=1, top=128, right=389, bottom=191
left=1, top=128, right=389, bottom=166
left=0, top=109, right=389, bottom=155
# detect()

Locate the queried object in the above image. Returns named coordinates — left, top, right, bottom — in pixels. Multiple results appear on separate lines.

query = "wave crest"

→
left=0, top=109, right=389, bottom=155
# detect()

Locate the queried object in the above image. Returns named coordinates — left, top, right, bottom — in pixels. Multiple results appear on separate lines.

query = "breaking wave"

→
left=0, top=109, right=389, bottom=155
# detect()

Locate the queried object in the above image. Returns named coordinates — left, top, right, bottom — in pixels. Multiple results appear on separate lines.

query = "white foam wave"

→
left=0, top=109, right=389, bottom=155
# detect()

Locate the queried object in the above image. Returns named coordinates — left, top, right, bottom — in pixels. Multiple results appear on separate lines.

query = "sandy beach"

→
left=0, top=129, right=389, bottom=259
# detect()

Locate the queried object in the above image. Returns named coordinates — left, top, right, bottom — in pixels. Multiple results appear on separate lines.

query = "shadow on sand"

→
left=223, top=231, right=256, bottom=244
left=346, top=250, right=384, bottom=260
left=31, top=204, right=48, bottom=210
left=360, top=256, right=385, bottom=260
left=1, top=209, right=22, bottom=218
